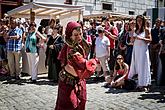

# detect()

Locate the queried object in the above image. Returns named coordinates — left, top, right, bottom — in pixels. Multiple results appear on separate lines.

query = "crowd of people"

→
left=0, top=15, right=165, bottom=86
left=0, top=14, right=165, bottom=109
left=0, top=17, right=64, bottom=83
left=0, top=15, right=164, bottom=85
left=82, top=15, right=164, bottom=91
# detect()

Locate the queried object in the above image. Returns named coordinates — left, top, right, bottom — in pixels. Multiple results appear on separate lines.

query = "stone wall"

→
left=73, top=0, right=155, bottom=15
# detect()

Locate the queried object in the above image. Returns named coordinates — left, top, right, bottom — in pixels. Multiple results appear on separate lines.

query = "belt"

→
left=59, top=69, right=79, bottom=86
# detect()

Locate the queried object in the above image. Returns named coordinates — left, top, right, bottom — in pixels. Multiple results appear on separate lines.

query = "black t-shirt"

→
left=0, top=36, right=6, bottom=45
left=151, top=27, right=160, bottom=44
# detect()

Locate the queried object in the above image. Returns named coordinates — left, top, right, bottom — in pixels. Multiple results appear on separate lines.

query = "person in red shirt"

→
left=55, top=21, right=97, bottom=110
left=106, top=55, right=129, bottom=88
left=104, top=19, right=119, bottom=74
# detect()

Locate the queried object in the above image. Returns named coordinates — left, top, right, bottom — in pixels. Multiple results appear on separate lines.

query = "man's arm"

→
left=105, top=27, right=118, bottom=40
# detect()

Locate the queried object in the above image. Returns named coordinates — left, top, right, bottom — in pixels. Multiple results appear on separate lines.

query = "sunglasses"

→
left=117, top=58, right=123, bottom=60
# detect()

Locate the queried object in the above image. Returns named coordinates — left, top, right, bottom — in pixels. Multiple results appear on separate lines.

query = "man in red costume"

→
left=55, top=21, right=97, bottom=110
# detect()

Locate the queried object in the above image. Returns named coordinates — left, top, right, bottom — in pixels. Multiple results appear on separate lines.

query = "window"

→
left=129, top=11, right=135, bottom=15
left=102, top=3, right=113, bottom=11
left=64, top=0, right=72, bottom=4
left=85, top=5, right=92, bottom=11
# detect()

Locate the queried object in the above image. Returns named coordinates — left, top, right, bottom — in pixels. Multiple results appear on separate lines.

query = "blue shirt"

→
left=7, top=27, right=23, bottom=52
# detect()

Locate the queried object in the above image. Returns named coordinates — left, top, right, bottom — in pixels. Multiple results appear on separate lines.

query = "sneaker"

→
left=31, top=80, right=37, bottom=83
left=15, top=76, right=21, bottom=80
left=10, top=76, right=16, bottom=81
left=54, top=80, right=59, bottom=83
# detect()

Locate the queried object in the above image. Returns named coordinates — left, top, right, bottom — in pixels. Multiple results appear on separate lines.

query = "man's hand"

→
left=49, top=45, right=54, bottom=49
left=22, top=43, right=25, bottom=48
left=9, top=35, right=20, bottom=40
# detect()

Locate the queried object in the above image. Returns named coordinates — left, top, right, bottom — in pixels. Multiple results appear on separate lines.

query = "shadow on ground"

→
left=0, top=74, right=10, bottom=81
left=138, top=86, right=165, bottom=103
left=0, top=74, right=103, bottom=86
left=138, top=93, right=165, bottom=103
left=86, top=76, right=105, bottom=84
left=0, top=74, right=58, bottom=86
left=105, top=88, right=128, bottom=94
left=101, top=78, right=165, bottom=94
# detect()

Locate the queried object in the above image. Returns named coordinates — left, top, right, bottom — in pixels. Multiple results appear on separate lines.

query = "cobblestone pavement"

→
left=0, top=74, right=165, bottom=110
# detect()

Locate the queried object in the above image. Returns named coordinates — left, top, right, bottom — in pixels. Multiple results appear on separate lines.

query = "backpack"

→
left=123, top=79, right=137, bottom=90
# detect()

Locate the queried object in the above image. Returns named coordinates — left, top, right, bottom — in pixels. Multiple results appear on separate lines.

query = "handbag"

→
left=123, top=79, right=137, bottom=90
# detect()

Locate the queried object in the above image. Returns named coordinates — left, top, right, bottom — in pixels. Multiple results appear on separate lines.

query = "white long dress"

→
left=128, top=32, right=151, bottom=86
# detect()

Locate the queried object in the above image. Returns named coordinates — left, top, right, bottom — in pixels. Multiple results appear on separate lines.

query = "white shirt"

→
left=95, top=36, right=110, bottom=57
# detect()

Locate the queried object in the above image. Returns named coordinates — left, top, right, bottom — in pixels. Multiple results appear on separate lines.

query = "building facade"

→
left=158, top=0, right=165, bottom=7
left=72, top=0, right=156, bottom=15
left=23, top=0, right=157, bottom=16
left=2, top=0, right=162, bottom=19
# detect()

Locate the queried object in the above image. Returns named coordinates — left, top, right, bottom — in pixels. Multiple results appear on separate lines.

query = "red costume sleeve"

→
left=68, top=52, right=97, bottom=79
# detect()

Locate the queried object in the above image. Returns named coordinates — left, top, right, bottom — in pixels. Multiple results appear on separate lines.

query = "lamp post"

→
left=157, top=0, right=159, bottom=8
left=155, top=0, right=159, bottom=7
left=30, top=0, right=35, bottom=22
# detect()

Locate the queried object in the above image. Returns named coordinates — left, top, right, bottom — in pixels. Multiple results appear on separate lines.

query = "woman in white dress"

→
left=128, top=15, right=152, bottom=91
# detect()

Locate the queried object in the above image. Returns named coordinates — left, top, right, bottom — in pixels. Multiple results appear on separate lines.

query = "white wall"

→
left=159, top=7, right=165, bottom=20
left=73, top=0, right=156, bottom=15
left=24, top=0, right=65, bottom=3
